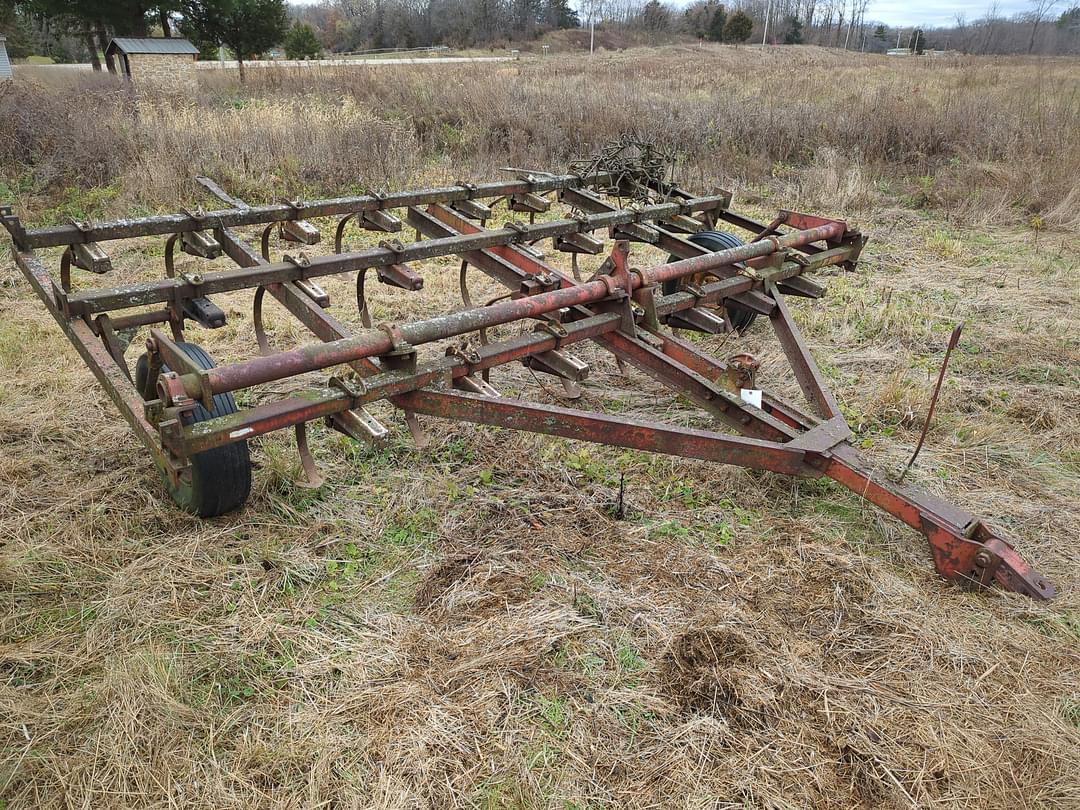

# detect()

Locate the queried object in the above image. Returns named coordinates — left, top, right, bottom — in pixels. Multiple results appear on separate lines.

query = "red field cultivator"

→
left=1, top=168, right=1054, bottom=599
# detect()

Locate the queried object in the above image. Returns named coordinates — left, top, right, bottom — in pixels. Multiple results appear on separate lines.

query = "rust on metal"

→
left=0, top=168, right=1054, bottom=601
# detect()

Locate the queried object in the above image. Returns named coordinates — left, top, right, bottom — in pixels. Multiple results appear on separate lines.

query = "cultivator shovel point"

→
left=0, top=170, right=1054, bottom=600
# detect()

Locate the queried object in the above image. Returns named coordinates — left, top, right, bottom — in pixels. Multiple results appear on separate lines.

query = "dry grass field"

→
left=1, top=46, right=1079, bottom=809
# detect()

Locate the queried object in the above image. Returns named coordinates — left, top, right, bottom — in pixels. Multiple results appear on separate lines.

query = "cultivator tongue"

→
left=0, top=167, right=1054, bottom=600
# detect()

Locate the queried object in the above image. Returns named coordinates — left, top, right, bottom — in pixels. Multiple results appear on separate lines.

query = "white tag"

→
left=740, top=389, right=763, bottom=408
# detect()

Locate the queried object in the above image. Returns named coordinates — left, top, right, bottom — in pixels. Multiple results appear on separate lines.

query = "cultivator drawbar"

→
left=1, top=169, right=1054, bottom=599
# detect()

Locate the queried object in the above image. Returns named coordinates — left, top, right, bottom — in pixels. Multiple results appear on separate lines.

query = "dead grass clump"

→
left=3, top=50, right=1078, bottom=226
left=0, top=79, right=137, bottom=192
left=659, top=619, right=776, bottom=723
left=413, top=549, right=533, bottom=615
left=787, top=148, right=883, bottom=214
left=132, top=97, right=422, bottom=204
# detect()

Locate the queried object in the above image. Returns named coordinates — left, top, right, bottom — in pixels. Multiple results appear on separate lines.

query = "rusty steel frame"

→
left=0, top=171, right=1054, bottom=601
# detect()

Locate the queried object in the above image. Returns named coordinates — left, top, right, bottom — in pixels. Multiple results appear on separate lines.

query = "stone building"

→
left=105, top=37, right=199, bottom=92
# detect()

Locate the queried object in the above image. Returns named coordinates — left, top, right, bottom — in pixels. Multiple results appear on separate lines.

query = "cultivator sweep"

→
left=1, top=169, right=1054, bottom=599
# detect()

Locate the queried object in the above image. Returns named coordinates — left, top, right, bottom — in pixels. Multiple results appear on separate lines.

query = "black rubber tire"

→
left=136, top=343, right=252, bottom=518
left=665, top=230, right=758, bottom=333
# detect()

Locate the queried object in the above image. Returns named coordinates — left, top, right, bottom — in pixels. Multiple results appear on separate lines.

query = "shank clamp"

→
left=329, top=374, right=368, bottom=406
left=377, top=322, right=417, bottom=372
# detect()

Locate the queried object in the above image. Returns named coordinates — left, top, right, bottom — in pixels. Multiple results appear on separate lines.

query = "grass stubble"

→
left=0, top=46, right=1079, bottom=808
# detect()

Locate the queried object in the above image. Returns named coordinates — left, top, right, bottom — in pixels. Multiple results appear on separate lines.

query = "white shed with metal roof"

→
left=0, top=35, right=13, bottom=80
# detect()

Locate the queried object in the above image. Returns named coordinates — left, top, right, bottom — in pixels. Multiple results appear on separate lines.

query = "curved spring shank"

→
left=174, top=222, right=844, bottom=401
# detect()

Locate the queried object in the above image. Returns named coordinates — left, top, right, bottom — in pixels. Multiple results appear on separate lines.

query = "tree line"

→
left=285, top=0, right=1080, bottom=55
left=0, top=0, right=584, bottom=72
left=298, top=0, right=582, bottom=53
left=642, top=0, right=1079, bottom=54
left=2, top=0, right=1078, bottom=73
left=0, top=1, right=290, bottom=74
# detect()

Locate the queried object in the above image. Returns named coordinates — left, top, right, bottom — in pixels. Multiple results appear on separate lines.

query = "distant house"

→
left=0, top=35, right=12, bottom=80
left=105, top=37, right=199, bottom=91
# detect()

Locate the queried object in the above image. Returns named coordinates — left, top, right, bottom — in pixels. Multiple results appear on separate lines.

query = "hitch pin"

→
left=899, top=322, right=964, bottom=482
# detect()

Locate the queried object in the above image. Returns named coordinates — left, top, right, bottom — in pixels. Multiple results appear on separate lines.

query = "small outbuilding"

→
left=0, top=34, right=13, bottom=81
left=105, top=37, right=199, bottom=92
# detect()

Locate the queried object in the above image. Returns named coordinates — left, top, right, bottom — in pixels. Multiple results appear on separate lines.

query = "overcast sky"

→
left=867, top=0, right=1033, bottom=27
left=288, top=0, right=1039, bottom=29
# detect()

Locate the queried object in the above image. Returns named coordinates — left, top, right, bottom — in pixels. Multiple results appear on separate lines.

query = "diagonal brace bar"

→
left=766, top=281, right=841, bottom=419
left=397, top=389, right=812, bottom=477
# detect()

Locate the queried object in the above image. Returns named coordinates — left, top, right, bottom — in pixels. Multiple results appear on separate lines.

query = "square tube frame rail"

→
left=0, top=170, right=1054, bottom=600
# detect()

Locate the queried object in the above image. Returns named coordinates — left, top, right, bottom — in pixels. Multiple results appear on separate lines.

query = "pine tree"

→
left=909, top=27, right=926, bottom=53
left=284, top=21, right=321, bottom=59
left=782, top=15, right=802, bottom=44
left=543, top=0, right=579, bottom=29
left=707, top=4, right=726, bottom=42
left=639, top=0, right=670, bottom=32
left=723, top=9, right=752, bottom=45
left=181, top=0, right=288, bottom=80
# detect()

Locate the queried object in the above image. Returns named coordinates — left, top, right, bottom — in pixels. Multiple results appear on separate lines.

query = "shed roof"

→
left=106, top=37, right=199, bottom=56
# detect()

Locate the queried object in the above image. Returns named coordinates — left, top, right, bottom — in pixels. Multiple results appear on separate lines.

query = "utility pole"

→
left=762, top=0, right=773, bottom=48
left=586, top=0, right=595, bottom=54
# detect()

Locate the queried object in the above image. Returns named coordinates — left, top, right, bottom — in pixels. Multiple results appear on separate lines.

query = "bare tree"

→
left=1026, top=0, right=1060, bottom=51
left=803, top=0, right=816, bottom=34
left=953, top=13, right=969, bottom=52
left=979, top=2, right=1002, bottom=53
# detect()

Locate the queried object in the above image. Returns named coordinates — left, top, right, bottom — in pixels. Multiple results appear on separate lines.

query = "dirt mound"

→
left=660, top=622, right=770, bottom=719
left=413, top=550, right=532, bottom=615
